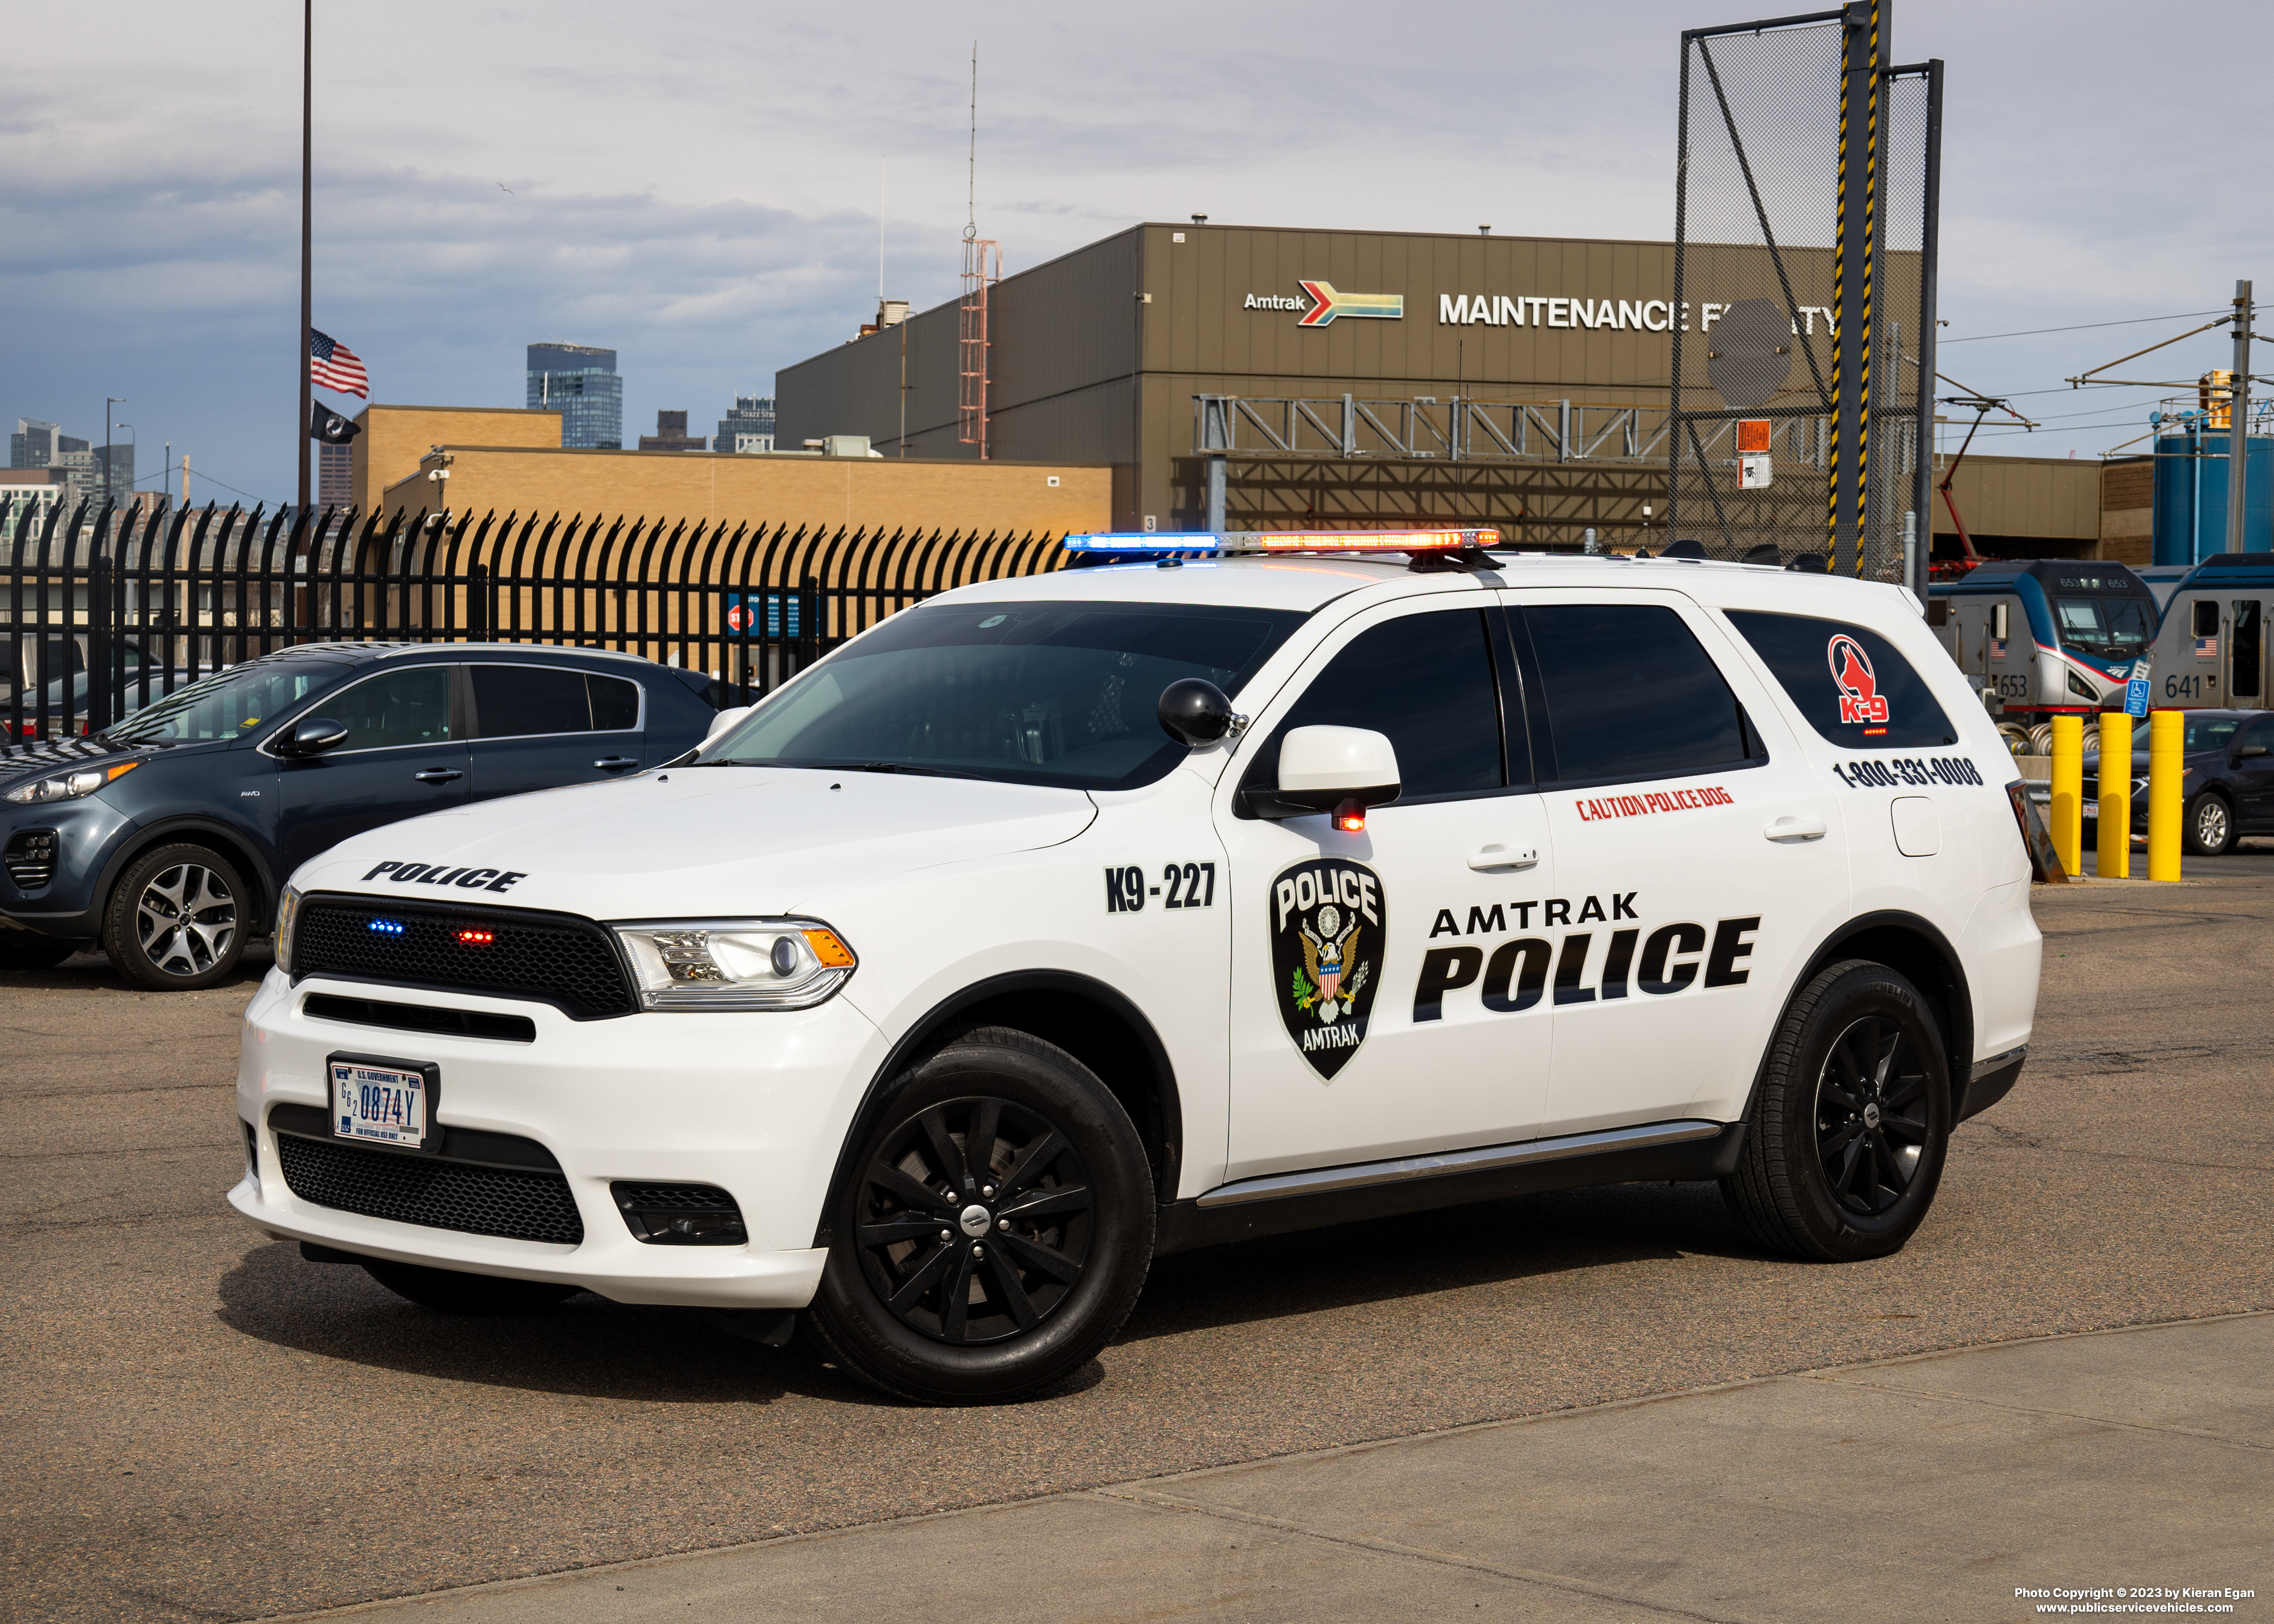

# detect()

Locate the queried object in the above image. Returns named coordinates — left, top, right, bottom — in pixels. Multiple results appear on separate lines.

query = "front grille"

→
left=295, top=896, right=634, bottom=1018
left=302, top=992, right=537, bottom=1043
left=4, top=829, right=57, bottom=891
left=276, top=1131, right=585, bottom=1244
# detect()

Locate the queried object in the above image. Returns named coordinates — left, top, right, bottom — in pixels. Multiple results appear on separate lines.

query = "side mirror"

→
left=276, top=716, right=348, bottom=757
left=1158, top=679, right=1247, bottom=746
left=2236, top=744, right=2269, bottom=761
left=1268, top=725, right=1401, bottom=825
left=703, top=705, right=753, bottom=745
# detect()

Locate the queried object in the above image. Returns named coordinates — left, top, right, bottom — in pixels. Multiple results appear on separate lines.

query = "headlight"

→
left=3, top=760, right=137, bottom=804
left=274, top=885, right=303, bottom=975
left=611, top=918, right=857, bottom=1011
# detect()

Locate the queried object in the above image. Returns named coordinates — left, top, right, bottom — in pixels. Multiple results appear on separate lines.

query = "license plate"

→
left=330, top=1058, right=433, bottom=1150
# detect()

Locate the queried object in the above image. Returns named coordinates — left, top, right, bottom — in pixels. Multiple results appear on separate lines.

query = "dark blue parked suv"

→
left=0, top=642, right=718, bottom=987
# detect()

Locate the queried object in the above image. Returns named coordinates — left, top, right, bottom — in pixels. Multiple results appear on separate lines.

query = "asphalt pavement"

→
left=5, top=865, right=2273, bottom=1622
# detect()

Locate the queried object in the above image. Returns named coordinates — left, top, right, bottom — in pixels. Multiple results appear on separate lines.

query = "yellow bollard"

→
left=2049, top=714, right=2083, bottom=878
left=2097, top=711, right=2132, bottom=879
left=2148, top=709, right=2184, bottom=881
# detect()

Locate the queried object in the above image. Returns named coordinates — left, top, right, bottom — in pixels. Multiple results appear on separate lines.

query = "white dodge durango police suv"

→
left=231, top=530, right=2040, bottom=1403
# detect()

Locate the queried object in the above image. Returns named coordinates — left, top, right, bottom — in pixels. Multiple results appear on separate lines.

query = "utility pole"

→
left=297, top=0, right=313, bottom=514
left=106, top=397, right=124, bottom=508
left=2227, top=279, right=2253, bottom=555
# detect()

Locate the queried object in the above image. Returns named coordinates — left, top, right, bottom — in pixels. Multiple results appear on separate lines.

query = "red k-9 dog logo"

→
left=1827, top=635, right=1889, bottom=724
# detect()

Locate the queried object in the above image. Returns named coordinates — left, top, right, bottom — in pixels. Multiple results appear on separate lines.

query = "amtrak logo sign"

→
left=1270, top=858, right=1387, bottom=1080
left=1241, top=281, right=1405, bottom=327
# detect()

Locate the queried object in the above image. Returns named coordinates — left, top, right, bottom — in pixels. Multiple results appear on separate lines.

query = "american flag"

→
left=308, top=328, right=369, bottom=398
left=2196, top=634, right=2219, bottom=659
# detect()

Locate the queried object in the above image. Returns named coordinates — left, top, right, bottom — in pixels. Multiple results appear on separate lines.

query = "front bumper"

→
left=0, top=799, right=131, bottom=936
left=228, top=967, right=890, bottom=1307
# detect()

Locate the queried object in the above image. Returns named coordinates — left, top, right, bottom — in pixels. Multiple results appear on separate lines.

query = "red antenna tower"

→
left=957, top=45, right=999, bottom=458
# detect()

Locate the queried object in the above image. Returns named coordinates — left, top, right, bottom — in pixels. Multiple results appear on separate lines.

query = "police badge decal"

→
left=1270, top=857, right=1387, bottom=1081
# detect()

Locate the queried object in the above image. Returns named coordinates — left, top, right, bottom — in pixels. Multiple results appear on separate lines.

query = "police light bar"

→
left=1063, top=528, right=1491, bottom=555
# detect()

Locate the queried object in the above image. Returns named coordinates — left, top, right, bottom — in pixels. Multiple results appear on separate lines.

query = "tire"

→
left=361, top=1259, right=581, bottom=1314
left=100, top=843, right=249, bottom=991
left=2185, top=792, right=2237, bottom=857
left=1721, top=960, right=1953, bottom=1263
left=804, top=1026, right=1156, bottom=1404
left=0, top=934, right=78, bottom=970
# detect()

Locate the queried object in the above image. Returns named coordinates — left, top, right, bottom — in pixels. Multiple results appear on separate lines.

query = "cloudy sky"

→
left=4, top=0, right=2269, bottom=503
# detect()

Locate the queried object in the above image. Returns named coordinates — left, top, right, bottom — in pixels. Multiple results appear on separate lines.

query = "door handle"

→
left=413, top=768, right=464, bottom=784
left=1764, top=814, right=1827, bottom=843
left=593, top=756, right=640, bottom=770
left=1467, top=844, right=1540, bottom=871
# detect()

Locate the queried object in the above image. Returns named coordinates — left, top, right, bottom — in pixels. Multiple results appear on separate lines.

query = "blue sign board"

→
left=725, top=592, right=800, bottom=639
left=2124, top=677, right=2150, bottom=718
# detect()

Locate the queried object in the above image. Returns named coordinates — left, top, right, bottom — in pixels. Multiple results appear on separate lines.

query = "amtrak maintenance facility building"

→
left=776, top=221, right=2105, bottom=561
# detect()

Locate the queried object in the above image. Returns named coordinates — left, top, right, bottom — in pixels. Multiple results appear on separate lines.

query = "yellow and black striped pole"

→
left=1827, top=0, right=1882, bottom=576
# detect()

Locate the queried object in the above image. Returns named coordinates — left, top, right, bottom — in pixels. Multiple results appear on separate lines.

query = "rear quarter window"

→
left=1724, top=609, right=1956, bottom=750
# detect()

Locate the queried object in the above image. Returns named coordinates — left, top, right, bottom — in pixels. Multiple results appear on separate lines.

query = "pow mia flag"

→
left=1270, top=856, right=1387, bottom=1082
left=308, top=403, right=362, bottom=445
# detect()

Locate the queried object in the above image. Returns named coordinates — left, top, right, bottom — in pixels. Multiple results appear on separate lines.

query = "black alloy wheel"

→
left=853, top=1096, right=1095, bottom=1347
left=2186, top=792, right=2236, bottom=856
left=0, top=933, right=77, bottom=971
left=101, top=842, right=250, bottom=991
left=1722, top=959, right=1952, bottom=1262
left=1812, top=1014, right=1932, bottom=1218
left=805, top=1026, right=1155, bottom=1404
left=361, top=1258, right=581, bottom=1314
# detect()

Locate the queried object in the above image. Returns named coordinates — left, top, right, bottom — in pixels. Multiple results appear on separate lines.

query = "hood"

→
left=293, top=767, right=1098, bottom=918
left=0, top=735, right=166, bottom=789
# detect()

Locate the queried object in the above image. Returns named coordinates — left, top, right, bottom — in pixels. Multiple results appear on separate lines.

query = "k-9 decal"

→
left=1104, top=862, right=1217, bottom=913
left=1270, top=857, right=1386, bottom=1082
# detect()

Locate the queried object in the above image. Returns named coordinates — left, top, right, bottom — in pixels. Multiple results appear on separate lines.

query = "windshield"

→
left=102, top=660, right=344, bottom=745
left=2052, top=595, right=2153, bottom=660
left=707, top=600, right=1308, bottom=790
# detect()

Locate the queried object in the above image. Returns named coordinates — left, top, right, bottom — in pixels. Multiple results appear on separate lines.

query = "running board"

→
left=1154, top=1119, right=1745, bottom=1257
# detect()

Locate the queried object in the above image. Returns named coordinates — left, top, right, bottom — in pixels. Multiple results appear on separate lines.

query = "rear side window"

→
left=472, top=665, right=642, bottom=738
left=1244, top=608, right=1505, bottom=801
left=1517, top=604, right=1754, bottom=785
left=589, top=674, right=641, bottom=730
left=1725, top=609, right=1955, bottom=749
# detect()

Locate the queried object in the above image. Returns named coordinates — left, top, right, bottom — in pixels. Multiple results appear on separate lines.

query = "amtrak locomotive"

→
left=2139, top=552, right=2274, bottom=711
left=1930, top=560, right=2158, bottom=728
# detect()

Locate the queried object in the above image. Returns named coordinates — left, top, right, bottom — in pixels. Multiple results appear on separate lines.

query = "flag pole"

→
left=298, top=0, right=313, bottom=513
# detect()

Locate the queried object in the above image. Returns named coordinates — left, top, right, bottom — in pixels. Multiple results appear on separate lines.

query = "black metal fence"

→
left=2, top=500, right=1068, bottom=741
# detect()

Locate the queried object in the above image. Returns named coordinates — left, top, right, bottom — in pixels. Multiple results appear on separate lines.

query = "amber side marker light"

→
left=801, top=927, right=857, bottom=968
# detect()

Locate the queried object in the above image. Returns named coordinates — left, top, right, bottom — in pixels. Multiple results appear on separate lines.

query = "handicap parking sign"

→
left=2124, top=659, right=2150, bottom=719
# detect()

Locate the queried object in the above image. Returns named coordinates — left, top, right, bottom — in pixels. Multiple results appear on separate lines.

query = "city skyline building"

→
left=717, top=394, right=776, bottom=454
left=527, top=342, right=623, bottom=450
left=637, top=410, right=707, bottom=452
left=317, top=442, right=352, bottom=507
left=11, top=418, right=63, bottom=469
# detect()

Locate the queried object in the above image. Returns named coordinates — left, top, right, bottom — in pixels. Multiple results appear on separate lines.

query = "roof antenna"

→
left=965, top=41, right=978, bottom=243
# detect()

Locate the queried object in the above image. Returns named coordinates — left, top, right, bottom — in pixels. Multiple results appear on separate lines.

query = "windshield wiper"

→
left=805, top=759, right=966, bottom=777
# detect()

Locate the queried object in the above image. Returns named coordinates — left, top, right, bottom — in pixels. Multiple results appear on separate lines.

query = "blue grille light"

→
left=367, top=918, right=407, bottom=936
